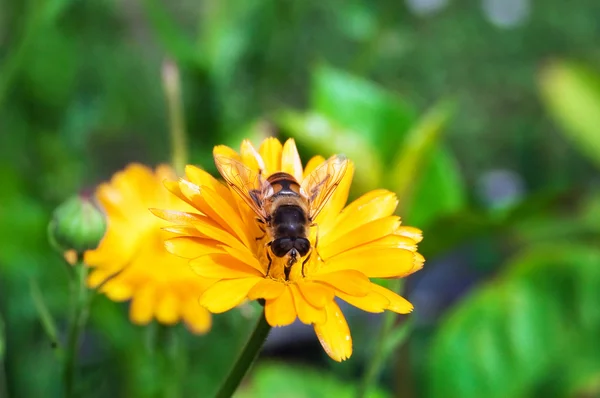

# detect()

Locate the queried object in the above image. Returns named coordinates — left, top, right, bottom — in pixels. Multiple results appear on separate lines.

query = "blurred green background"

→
left=2, top=0, right=600, bottom=397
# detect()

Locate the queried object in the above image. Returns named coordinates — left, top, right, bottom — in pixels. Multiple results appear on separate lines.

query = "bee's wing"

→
left=213, top=154, right=271, bottom=221
left=301, top=155, right=349, bottom=221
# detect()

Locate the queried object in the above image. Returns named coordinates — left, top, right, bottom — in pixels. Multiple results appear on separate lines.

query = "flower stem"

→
left=214, top=310, right=271, bottom=398
left=63, top=263, right=90, bottom=398
left=162, top=59, right=188, bottom=175
left=356, top=280, right=409, bottom=398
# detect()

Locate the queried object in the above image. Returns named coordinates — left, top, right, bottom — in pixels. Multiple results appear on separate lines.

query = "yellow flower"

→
left=153, top=138, right=424, bottom=361
left=84, top=164, right=213, bottom=334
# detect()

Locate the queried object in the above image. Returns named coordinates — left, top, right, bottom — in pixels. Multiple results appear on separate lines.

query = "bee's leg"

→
left=265, top=248, right=273, bottom=276
left=256, top=218, right=267, bottom=240
left=301, top=250, right=312, bottom=277
left=284, top=265, right=291, bottom=281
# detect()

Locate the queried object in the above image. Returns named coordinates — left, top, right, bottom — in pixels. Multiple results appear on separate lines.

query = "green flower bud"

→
left=48, top=194, right=106, bottom=261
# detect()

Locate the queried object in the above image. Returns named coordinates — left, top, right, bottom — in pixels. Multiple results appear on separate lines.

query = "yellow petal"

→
left=303, top=155, right=326, bottom=179
left=395, top=226, right=423, bottom=243
left=183, top=299, right=212, bottom=334
left=149, top=208, right=205, bottom=225
left=192, top=218, right=248, bottom=253
left=240, top=139, right=265, bottom=173
left=314, top=301, right=352, bottom=362
left=290, top=284, right=327, bottom=325
left=259, top=137, right=283, bottom=176
left=200, top=278, right=260, bottom=313
left=130, top=285, right=155, bottom=324
left=220, top=245, right=266, bottom=275
left=102, top=281, right=133, bottom=302
left=311, top=270, right=371, bottom=296
left=324, top=247, right=416, bottom=278
left=316, top=162, right=354, bottom=230
left=336, top=290, right=390, bottom=313
left=198, top=185, right=252, bottom=247
left=320, top=216, right=401, bottom=259
left=161, top=225, right=205, bottom=237
left=297, top=281, right=335, bottom=308
left=359, top=235, right=418, bottom=252
left=326, top=190, right=398, bottom=243
left=155, top=290, right=179, bottom=324
left=370, top=283, right=414, bottom=313
left=247, top=278, right=286, bottom=300
left=190, top=253, right=263, bottom=279
left=265, top=286, right=297, bottom=326
left=164, top=237, right=222, bottom=258
left=281, top=139, right=303, bottom=182
left=213, top=144, right=241, bottom=160
left=185, top=165, right=232, bottom=203
left=162, top=180, right=197, bottom=209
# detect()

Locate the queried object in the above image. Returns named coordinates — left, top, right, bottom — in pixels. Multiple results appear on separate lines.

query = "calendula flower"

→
left=84, top=164, right=213, bottom=333
left=153, top=138, right=424, bottom=361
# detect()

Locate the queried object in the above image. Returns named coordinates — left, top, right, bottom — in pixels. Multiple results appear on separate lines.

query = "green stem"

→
left=29, top=278, right=63, bottom=355
left=162, top=59, right=188, bottom=175
left=0, top=314, right=8, bottom=398
left=214, top=310, right=271, bottom=398
left=356, top=280, right=404, bottom=398
left=63, top=263, right=90, bottom=398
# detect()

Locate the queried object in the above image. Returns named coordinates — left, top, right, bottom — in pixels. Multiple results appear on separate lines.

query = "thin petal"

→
left=185, top=165, right=232, bottom=203
left=161, top=225, right=205, bottom=237
left=336, top=290, right=390, bottom=313
left=281, top=139, right=303, bottom=182
left=199, top=185, right=252, bottom=247
left=320, top=216, right=401, bottom=259
left=102, top=281, right=134, bottom=302
left=314, top=301, right=352, bottom=362
left=149, top=208, right=205, bottom=225
left=190, top=253, right=263, bottom=279
left=323, top=247, right=416, bottom=278
left=297, top=281, right=335, bottom=308
left=164, top=237, right=222, bottom=258
left=155, top=291, right=179, bottom=324
left=290, top=284, right=327, bottom=325
left=315, top=162, right=354, bottom=230
left=326, top=190, right=398, bottom=243
left=240, top=139, right=265, bottom=173
left=303, top=155, right=325, bottom=179
left=192, top=218, right=248, bottom=253
left=183, top=299, right=212, bottom=334
left=213, top=144, right=241, bottom=160
left=395, top=226, right=423, bottom=243
left=370, top=283, right=414, bottom=313
left=162, top=180, right=198, bottom=210
left=200, top=278, right=260, bottom=313
left=259, top=137, right=283, bottom=176
left=265, top=286, right=297, bottom=326
left=311, top=270, right=371, bottom=296
left=220, top=245, right=266, bottom=275
left=247, top=278, right=286, bottom=300
left=130, top=285, right=155, bottom=324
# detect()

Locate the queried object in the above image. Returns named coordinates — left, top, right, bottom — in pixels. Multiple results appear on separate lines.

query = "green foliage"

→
left=540, top=61, right=600, bottom=169
left=427, top=244, right=600, bottom=398
left=236, top=362, right=390, bottom=398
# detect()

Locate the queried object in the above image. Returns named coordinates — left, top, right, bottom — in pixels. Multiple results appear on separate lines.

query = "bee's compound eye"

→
left=271, top=238, right=293, bottom=257
left=295, top=238, right=310, bottom=256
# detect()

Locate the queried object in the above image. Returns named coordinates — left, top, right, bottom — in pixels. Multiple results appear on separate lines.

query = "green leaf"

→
left=406, top=145, right=466, bottom=228
left=539, top=61, right=600, bottom=169
left=141, top=0, right=198, bottom=65
left=236, top=362, right=390, bottom=398
left=311, top=65, right=417, bottom=160
left=427, top=244, right=600, bottom=398
left=388, top=100, right=456, bottom=209
left=278, top=110, right=384, bottom=193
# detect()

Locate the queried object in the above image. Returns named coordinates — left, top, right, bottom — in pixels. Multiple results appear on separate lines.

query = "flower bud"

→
left=48, top=194, right=106, bottom=262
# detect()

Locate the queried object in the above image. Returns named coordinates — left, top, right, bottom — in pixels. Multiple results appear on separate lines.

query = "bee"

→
left=214, top=152, right=349, bottom=280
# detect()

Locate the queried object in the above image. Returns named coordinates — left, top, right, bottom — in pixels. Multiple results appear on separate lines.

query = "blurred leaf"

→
left=539, top=61, right=600, bottom=169
left=0, top=313, right=4, bottom=361
left=236, top=362, right=390, bottom=398
left=406, top=146, right=466, bottom=228
left=389, top=100, right=455, bottom=209
left=427, top=244, right=600, bottom=398
left=383, top=318, right=414, bottom=354
left=278, top=110, right=384, bottom=192
left=141, top=0, right=198, bottom=65
left=310, top=65, right=417, bottom=160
